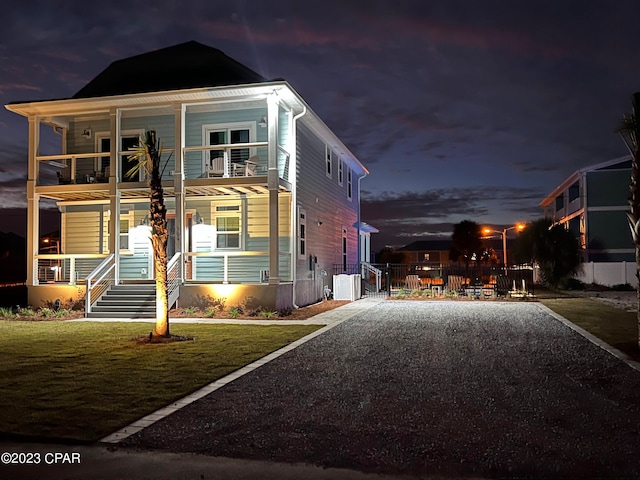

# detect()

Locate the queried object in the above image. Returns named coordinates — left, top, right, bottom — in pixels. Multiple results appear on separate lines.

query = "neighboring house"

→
left=6, top=41, right=371, bottom=311
left=397, top=238, right=504, bottom=266
left=539, top=156, right=633, bottom=262
left=397, top=240, right=453, bottom=264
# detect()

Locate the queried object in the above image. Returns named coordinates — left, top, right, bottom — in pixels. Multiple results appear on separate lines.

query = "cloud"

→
left=362, top=185, right=546, bottom=250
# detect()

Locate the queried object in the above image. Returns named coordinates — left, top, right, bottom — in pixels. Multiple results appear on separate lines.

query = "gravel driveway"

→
left=121, top=301, right=640, bottom=479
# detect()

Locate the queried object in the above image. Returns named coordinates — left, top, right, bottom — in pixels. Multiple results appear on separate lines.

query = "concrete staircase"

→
left=87, top=283, right=156, bottom=318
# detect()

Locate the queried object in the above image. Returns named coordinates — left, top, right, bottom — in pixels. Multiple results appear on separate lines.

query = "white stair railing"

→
left=167, top=252, right=182, bottom=309
left=361, top=262, right=382, bottom=292
left=85, top=254, right=115, bottom=316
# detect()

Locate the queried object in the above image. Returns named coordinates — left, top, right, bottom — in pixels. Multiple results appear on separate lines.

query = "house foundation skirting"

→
left=179, top=283, right=293, bottom=311
left=28, top=285, right=86, bottom=310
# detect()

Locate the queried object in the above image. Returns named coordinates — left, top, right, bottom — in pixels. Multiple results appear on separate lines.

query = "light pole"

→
left=482, top=224, right=525, bottom=273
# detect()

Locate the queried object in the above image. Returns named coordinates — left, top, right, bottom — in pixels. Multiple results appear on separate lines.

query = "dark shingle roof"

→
left=73, top=41, right=267, bottom=99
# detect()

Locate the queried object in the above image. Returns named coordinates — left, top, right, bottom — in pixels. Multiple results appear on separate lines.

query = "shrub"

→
left=183, top=306, right=198, bottom=315
left=0, top=307, right=15, bottom=318
left=246, top=306, right=263, bottom=317
left=612, top=283, right=635, bottom=291
left=243, top=296, right=261, bottom=311
left=278, top=306, right=293, bottom=317
left=421, top=289, right=433, bottom=298
left=39, top=307, right=55, bottom=318
left=557, top=277, right=585, bottom=291
left=410, top=289, right=422, bottom=298
left=204, top=307, right=217, bottom=318
left=396, top=288, right=408, bottom=299
left=228, top=306, right=241, bottom=319
left=260, top=309, right=276, bottom=319
left=17, top=307, right=36, bottom=317
left=191, top=294, right=226, bottom=311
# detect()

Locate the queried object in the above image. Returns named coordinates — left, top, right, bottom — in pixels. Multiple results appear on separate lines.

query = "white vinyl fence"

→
left=574, top=262, right=638, bottom=287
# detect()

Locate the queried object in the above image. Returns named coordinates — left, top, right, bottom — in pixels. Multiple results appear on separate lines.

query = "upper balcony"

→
left=35, top=143, right=291, bottom=202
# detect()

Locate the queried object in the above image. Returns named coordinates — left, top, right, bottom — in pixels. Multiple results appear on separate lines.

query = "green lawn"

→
left=540, top=298, right=640, bottom=362
left=0, top=321, right=321, bottom=442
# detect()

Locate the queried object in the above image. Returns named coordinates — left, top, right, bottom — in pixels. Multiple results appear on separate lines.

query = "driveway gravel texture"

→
left=121, top=301, right=640, bottom=479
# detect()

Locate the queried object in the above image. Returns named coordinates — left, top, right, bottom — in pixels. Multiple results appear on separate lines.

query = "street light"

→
left=482, top=224, right=525, bottom=273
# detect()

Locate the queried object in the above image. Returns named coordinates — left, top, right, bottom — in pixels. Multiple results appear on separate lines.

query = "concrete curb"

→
left=100, top=297, right=382, bottom=443
left=537, top=303, right=640, bottom=373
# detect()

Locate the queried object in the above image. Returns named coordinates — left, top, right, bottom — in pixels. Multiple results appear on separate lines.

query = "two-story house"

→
left=540, top=156, right=633, bottom=262
left=6, top=41, right=370, bottom=314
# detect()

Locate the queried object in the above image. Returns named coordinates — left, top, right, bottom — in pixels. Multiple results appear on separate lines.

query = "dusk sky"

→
left=1, top=0, right=639, bottom=251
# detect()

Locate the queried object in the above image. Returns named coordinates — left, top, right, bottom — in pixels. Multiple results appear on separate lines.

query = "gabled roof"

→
left=73, top=41, right=267, bottom=99
left=540, top=155, right=631, bottom=207
left=398, top=240, right=452, bottom=251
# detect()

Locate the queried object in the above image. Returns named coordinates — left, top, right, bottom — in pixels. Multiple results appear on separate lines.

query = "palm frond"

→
left=124, top=135, right=153, bottom=180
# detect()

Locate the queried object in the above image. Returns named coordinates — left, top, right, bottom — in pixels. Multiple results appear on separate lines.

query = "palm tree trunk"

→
left=146, top=132, right=169, bottom=338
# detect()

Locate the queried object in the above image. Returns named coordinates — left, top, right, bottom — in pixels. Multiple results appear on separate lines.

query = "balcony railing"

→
left=34, top=141, right=292, bottom=186
left=36, top=250, right=292, bottom=286
left=36, top=254, right=109, bottom=285
left=185, top=251, right=291, bottom=283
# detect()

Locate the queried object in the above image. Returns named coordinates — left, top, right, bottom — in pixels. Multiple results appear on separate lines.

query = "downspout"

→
left=291, top=105, right=307, bottom=308
left=357, top=171, right=367, bottom=269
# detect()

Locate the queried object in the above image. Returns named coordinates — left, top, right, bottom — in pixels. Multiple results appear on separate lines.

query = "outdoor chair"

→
left=405, top=275, right=421, bottom=290
left=447, top=275, right=464, bottom=294
left=205, top=157, right=225, bottom=177
left=232, top=155, right=259, bottom=176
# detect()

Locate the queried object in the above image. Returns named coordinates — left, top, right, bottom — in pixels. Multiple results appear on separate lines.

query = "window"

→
left=298, top=207, right=306, bottom=259
left=568, top=182, right=580, bottom=202
left=555, top=195, right=564, bottom=211
left=342, top=227, right=347, bottom=272
left=212, top=203, right=241, bottom=249
left=326, top=146, right=332, bottom=178
left=347, top=169, right=353, bottom=200
left=338, top=160, right=343, bottom=186
left=203, top=122, right=254, bottom=172
left=96, top=131, right=143, bottom=182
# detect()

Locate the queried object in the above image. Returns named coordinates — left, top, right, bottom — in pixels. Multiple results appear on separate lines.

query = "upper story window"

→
left=96, top=131, right=143, bottom=182
left=568, top=182, right=580, bottom=202
left=347, top=169, right=353, bottom=201
left=555, top=195, right=564, bottom=211
left=326, top=146, right=332, bottom=178
left=338, top=160, right=343, bottom=186
left=203, top=122, right=255, bottom=172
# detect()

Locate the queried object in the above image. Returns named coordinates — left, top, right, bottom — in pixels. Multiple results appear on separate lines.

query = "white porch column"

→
left=267, top=94, right=280, bottom=284
left=26, top=115, right=40, bottom=285
left=174, top=104, right=186, bottom=280
left=108, top=108, right=121, bottom=284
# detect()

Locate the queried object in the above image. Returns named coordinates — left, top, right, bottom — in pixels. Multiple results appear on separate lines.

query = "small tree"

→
left=450, top=220, right=484, bottom=267
left=617, top=91, right=640, bottom=348
left=513, top=218, right=580, bottom=287
left=127, top=130, right=171, bottom=338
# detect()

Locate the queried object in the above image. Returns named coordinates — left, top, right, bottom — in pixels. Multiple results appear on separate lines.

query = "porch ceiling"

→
left=36, top=177, right=291, bottom=202
left=184, top=176, right=291, bottom=196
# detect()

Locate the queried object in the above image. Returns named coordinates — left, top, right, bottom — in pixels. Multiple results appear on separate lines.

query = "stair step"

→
left=87, top=312, right=155, bottom=318
left=92, top=305, right=155, bottom=312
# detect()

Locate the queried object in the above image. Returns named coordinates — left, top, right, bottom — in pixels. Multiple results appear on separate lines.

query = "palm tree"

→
left=617, top=92, right=640, bottom=348
left=127, top=130, right=171, bottom=338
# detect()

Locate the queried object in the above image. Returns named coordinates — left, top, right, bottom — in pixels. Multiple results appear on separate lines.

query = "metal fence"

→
left=333, top=263, right=534, bottom=298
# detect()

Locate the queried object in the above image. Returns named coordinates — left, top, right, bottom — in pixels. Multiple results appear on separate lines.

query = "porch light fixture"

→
left=258, top=116, right=267, bottom=127
left=82, top=128, right=92, bottom=139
